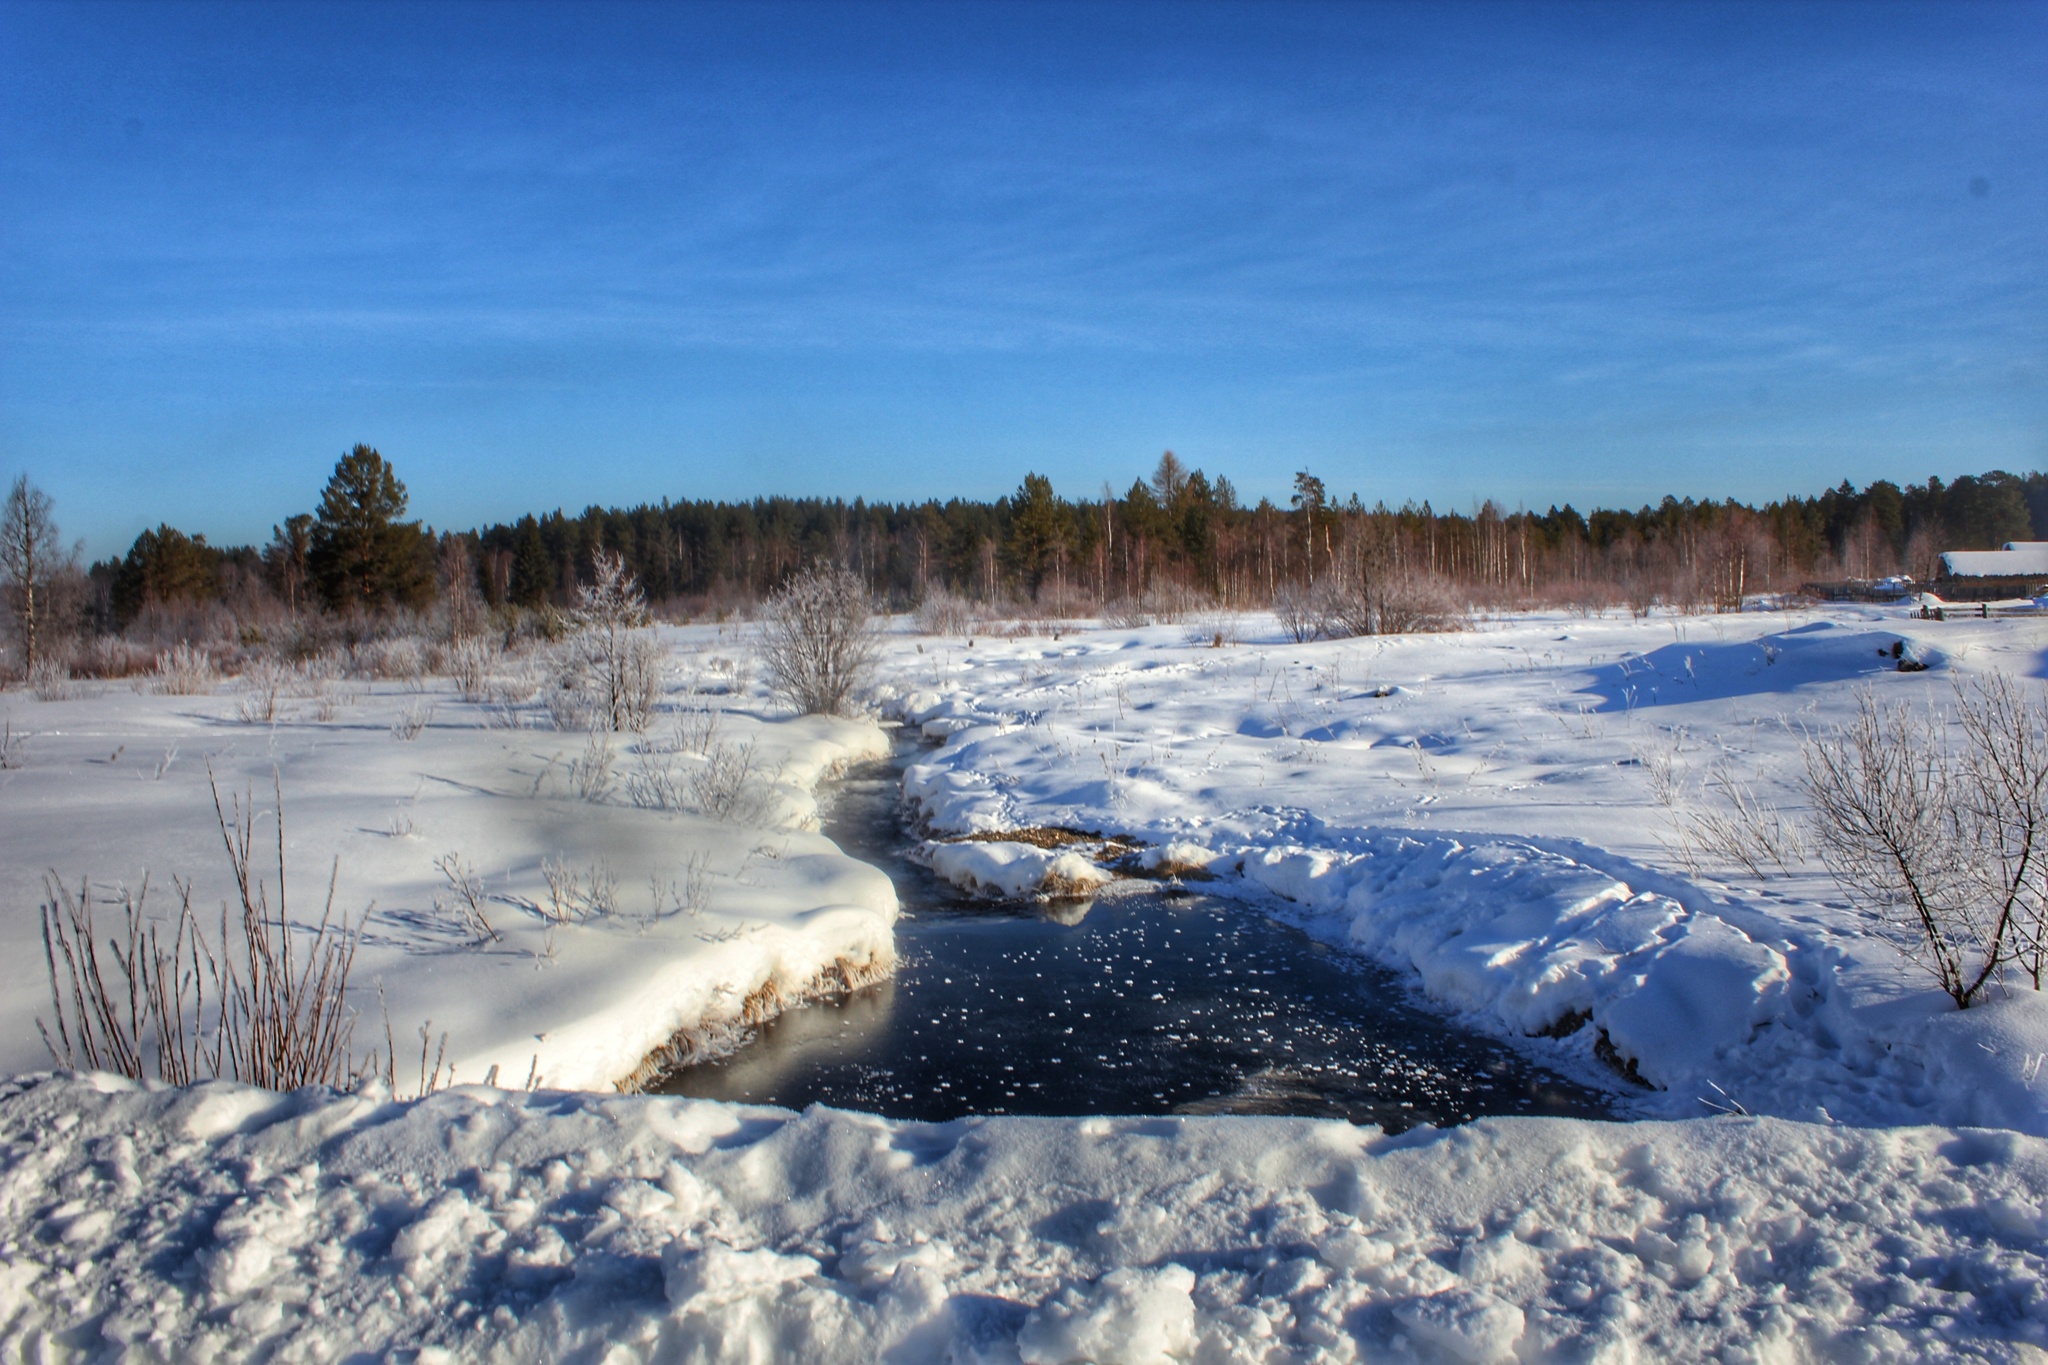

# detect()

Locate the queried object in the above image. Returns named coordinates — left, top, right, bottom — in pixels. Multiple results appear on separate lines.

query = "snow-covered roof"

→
left=1940, top=545, right=2048, bottom=578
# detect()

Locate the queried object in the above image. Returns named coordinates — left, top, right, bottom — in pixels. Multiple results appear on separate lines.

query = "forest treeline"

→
left=446, top=458, right=2047, bottom=617
left=4, top=448, right=2047, bottom=675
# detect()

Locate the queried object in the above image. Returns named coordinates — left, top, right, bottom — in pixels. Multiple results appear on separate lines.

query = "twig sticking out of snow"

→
left=433, top=851, right=497, bottom=943
left=391, top=699, right=434, bottom=741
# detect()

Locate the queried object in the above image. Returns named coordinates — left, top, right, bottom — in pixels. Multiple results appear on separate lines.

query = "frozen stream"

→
left=656, top=755, right=1612, bottom=1131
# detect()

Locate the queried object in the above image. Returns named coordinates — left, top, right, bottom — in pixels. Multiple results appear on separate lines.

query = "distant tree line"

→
left=3, top=447, right=2046, bottom=676
left=454, top=458, right=2048, bottom=616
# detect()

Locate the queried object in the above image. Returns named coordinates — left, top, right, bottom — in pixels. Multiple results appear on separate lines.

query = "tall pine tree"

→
left=308, top=445, right=433, bottom=612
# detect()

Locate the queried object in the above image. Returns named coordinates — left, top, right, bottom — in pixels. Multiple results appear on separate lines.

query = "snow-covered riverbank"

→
left=0, top=632, right=893, bottom=1092
left=883, top=606, right=2048, bottom=1136
left=5, top=606, right=2048, bottom=1359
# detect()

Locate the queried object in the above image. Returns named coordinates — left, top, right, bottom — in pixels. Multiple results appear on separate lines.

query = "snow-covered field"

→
left=0, top=634, right=895, bottom=1093
left=3, top=605, right=2048, bottom=1360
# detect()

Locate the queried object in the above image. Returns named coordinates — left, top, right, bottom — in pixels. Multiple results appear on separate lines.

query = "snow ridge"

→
left=2, top=1072, right=2044, bottom=1361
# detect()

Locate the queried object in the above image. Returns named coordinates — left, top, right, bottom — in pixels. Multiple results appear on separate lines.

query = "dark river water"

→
left=655, top=754, right=1612, bottom=1131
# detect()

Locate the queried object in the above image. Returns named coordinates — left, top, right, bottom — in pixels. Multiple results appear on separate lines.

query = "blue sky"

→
left=2, top=0, right=2043, bottom=556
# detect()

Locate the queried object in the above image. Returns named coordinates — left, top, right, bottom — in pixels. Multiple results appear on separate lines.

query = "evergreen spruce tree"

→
left=1002, top=473, right=1064, bottom=596
left=509, top=515, right=552, bottom=607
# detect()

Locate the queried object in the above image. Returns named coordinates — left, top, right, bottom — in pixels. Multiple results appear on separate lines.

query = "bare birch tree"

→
left=0, top=475, right=66, bottom=674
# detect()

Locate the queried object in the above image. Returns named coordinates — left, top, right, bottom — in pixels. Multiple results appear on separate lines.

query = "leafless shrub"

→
left=543, top=678, right=594, bottom=732
left=490, top=668, right=541, bottom=706
left=562, top=549, right=664, bottom=731
left=688, top=738, right=776, bottom=823
left=234, top=658, right=290, bottom=724
left=0, top=715, right=23, bottom=769
left=445, top=636, right=498, bottom=703
left=483, top=699, right=527, bottom=730
left=759, top=564, right=878, bottom=716
left=290, top=650, right=345, bottom=699
left=1183, top=613, right=1241, bottom=648
left=1315, top=545, right=1467, bottom=638
left=40, top=876, right=220, bottom=1085
left=584, top=861, right=619, bottom=918
left=1273, top=583, right=1317, bottom=643
left=1102, top=600, right=1155, bottom=630
left=641, top=852, right=712, bottom=930
left=628, top=703, right=737, bottom=809
left=350, top=636, right=426, bottom=682
left=391, top=699, right=434, bottom=741
left=77, top=635, right=155, bottom=680
left=670, top=702, right=723, bottom=755
left=38, top=773, right=365, bottom=1090
left=378, top=1004, right=451, bottom=1102
left=690, top=653, right=750, bottom=697
left=569, top=728, right=615, bottom=802
left=1561, top=582, right=1622, bottom=618
left=540, top=856, right=576, bottom=923
left=432, top=851, right=497, bottom=943
left=1674, top=764, right=1808, bottom=881
left=1804, top=675, right=2048, bottom=1008
left=29, top=658, right=93, bottom=701
left=484, top=667, right=540, bottom=728
left=1624, top=575, right=1659, bottom=621
left=539, top=855, right=618, bottom=923
left=1632, top=731, right=1686, bottom=808
left=625, top=747, right=686, bottom=811
left=151, top=642, right=216, bottom=695
left=915, top=589, right=976, bottom=635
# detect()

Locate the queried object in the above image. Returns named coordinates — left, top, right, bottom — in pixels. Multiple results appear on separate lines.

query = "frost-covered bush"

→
left=761, top=565, right=877, bottom=716
left=292, top=649, right=346, bottom=697
left=77, top=635, right=155, bottom=680
left=560, top=550, right=664, bottom=732
left=569, top=729, right=615, bottom=801
left=544, top=679, right=593, bottom=732
left=29, top=658, right=92, bottom=701
left=443, top=636, right=498, bottom=704
left=349, top=636, right=426, bottom=682
left=687, top=738, right=774, bottom=823
left=150, top=642, right=216, bottom=695
left=432, top=851, right=497, bottom=943
left=915, top=589, right=975, bottom=636
left=234, top=658, right=290, bottom=724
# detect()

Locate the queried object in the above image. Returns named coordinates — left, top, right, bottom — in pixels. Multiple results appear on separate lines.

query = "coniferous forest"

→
left=4, top=449, right=2047, bottom=680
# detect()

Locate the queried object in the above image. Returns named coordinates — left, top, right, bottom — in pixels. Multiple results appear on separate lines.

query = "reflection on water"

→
left=655, top=758, right=1612, bottom=1132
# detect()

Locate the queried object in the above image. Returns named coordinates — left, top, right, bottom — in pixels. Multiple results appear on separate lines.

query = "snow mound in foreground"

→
left=4, top=1072, right=2045, bottom=1361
